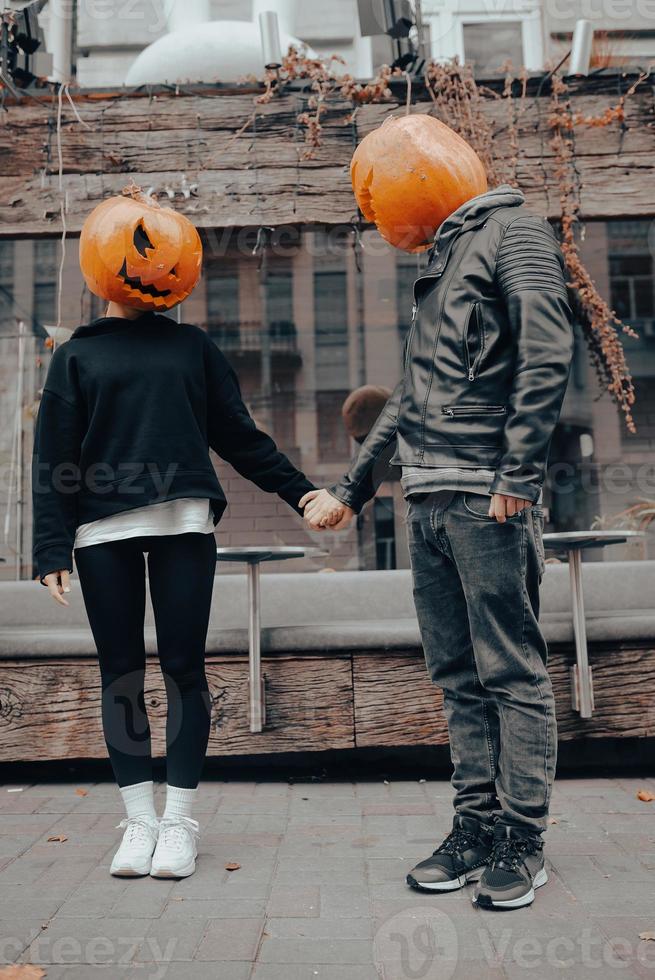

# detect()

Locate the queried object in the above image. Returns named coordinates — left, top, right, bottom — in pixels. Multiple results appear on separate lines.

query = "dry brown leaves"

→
left=0, top=968, right=46, bottom=979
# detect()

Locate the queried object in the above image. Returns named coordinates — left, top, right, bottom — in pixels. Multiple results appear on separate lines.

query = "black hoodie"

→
left=32, top=312, right=315, bottom=580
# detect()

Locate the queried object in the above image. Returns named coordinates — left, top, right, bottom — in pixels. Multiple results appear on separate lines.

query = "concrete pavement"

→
left=1, top=775, right=654, bottom=979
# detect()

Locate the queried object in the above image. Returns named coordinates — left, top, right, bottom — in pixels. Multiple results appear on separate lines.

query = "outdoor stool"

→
left=543, top=530, right=646, bottom=719
left=215, top=547, right=328, bottom=733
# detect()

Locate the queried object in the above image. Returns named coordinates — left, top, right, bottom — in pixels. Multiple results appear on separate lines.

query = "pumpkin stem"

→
left=404, top=71, right=412, bottom=116
left=121, top=180, right=161, bottom=207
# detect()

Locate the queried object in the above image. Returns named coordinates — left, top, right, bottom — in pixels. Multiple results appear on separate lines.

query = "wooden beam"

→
left=0, top=654, right=355, bottom=762
left=352, top=645, right=655, bottom=748
left=1, top=85, right=653, bottom=237
left=1, top=642, right=653, bottom=762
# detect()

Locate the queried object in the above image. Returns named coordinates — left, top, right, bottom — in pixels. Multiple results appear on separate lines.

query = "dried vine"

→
left=548, top=73, right=637, bottom=430
left=256, top=46, right=398, bottom=158
left=424, top=59, right=501, bottom=184
left=411, top=58, right=645, bottom=430
left=243, top=49, right=650, bottom=428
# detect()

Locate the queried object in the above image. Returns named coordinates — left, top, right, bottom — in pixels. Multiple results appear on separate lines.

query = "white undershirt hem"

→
left=74, top=497, right=215, bottom=550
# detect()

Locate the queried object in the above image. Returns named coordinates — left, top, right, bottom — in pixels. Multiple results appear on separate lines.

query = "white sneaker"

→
left=110, top=815, right=159, bottom=877
left=150, top=816, right=199, bottom=878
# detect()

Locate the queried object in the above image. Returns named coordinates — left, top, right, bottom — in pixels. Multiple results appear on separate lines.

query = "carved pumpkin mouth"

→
left=117, top=258, right=173, bottom=298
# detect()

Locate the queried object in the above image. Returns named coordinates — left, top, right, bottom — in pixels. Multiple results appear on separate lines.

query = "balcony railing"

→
left=208, top=320, right=298, bottom=355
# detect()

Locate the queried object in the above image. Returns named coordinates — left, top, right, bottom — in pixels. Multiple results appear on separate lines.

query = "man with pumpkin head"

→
left=302, top=114, right=574, bottom=910
left=31, top=184, right=317, bottom=879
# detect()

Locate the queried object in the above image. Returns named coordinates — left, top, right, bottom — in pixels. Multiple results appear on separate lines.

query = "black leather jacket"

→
left=330, top=202, right=574, bottom=512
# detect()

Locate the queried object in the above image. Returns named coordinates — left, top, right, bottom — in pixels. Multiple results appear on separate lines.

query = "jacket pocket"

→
left=441, top=404, right=507, bottom=418
left=463, top=302, right=485, bottom=381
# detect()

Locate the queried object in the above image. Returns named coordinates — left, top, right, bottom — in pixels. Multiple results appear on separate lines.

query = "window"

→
left=314, top=266, right=349, bottom=388
left=316, top=389, right=352, bottom=464
left=463, top=21, right=523, bottom=74
left=621, top=378, right=655, bottom=453
left=267, top=259, right=296, bottom=346
left=608, top=222, right=654, bottom=336
left=33, top=240, right=58, bottom=333
left=424, top=1, right=544, bottom=72
left=374, top=498, right=397, bottom=570
left=206, top=261, right=240, bottom=346
left=0, top=241, right=14, bottom=335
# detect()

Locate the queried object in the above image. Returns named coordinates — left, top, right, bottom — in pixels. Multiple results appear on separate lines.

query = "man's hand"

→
left=300, top=489, right=355, bottom=531
left=488, top=493, right=532, bottom=523
left=43, top=570, right=71, bottom=607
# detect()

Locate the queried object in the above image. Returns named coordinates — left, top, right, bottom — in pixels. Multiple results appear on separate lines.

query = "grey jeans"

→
left=406, top=490, right=555, bottom=838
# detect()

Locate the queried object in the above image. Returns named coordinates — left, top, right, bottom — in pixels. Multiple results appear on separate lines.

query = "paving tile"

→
left=266, top=886, right=320, bottom=918
left=194, top=916, right=264, bottom=960
left=22, top=916, right=152, bottom=965
left=251, top=966, right=380, bottom=980
left=264, top=918, right=373, bottom=940
left=131, top=964, right=252, bottom=980
left=159, top=897, right=267, bottom=921
left=258, top=936, right=373, bottom=965
left=1, top=775, right=651, bottom=978
left=135, top=918, right=210, bottom=962
left=0, top=921, right=49, bottom=964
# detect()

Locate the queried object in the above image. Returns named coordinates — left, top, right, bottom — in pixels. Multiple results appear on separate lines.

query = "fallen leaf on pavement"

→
left=637, top=790, right=655, bottom=802
left=46, top=834, right=68, bottom=843
left=639, top=932, right=655, bottom=942
left=547, top=817, right=559, bottom=825
left=75, top=788, right=88, bottom=797
left=0, top=966, right=46, bottom=978
left=225, top=862, right=241, bottom=872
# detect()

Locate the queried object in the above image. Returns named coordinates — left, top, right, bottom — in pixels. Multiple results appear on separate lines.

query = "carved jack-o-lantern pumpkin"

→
left=351, top=114, right=488, bottom=253
left=79, top=184, right=203, bottom=311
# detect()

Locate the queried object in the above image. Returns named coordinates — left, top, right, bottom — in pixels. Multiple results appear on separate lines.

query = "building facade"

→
left=39, top=0, right=655, bottom=87
left=1, top=211, right=653, bottom=580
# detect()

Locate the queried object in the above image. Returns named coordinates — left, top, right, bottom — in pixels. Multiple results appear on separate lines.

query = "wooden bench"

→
left=0, top=562, right=654, bottom=762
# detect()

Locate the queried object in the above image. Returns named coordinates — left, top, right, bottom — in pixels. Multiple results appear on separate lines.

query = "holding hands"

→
left=300, top=489, right=355, bottom=532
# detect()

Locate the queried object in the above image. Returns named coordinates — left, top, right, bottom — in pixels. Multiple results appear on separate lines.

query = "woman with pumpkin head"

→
left=31, top=184, right=318, bottom=879
left=302, top=114, right=574, bottom=911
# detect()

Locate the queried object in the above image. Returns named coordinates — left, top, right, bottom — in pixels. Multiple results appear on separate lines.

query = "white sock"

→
left=119, top=780, right=156, bottom=821
left=163, top=785, right=197, bottom=821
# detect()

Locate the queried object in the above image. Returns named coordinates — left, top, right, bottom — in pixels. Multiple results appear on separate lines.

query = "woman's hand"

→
left=43, top=570, right=72, bottom=607
left=300, top=489, right=355, bottom=531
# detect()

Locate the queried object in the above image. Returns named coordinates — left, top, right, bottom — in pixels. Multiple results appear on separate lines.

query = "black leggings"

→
left=75, top=532, right=217, bottom=789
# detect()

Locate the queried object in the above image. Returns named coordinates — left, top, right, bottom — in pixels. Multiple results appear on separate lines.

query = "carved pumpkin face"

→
left=351, top=114, right=488, bottom=253
left=79, top=187, right=203, bottom=311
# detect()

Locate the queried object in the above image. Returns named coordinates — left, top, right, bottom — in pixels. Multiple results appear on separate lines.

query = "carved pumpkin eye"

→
left=133, top=221, right=154, bottom=257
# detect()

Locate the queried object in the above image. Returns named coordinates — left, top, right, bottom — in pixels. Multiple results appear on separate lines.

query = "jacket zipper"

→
left=441, top=404, right=507, bottom=417
left=463, top=302, right=484, bottom=382
left=404, top=301, right=418, bottom=366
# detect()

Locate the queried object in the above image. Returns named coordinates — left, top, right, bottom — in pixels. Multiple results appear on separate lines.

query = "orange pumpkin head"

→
left=79, top=185, right=203, bottom=311
left=351, top=114, right=488, bottom=253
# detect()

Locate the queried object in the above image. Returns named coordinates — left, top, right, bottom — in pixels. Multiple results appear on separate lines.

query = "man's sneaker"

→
left=150, top=816, right=199, bottom=878
left=110, top=815, right=159, bottom=877
left=407, top=814, right=494, bottom=892
left=472, top=826, right=547, bottom=909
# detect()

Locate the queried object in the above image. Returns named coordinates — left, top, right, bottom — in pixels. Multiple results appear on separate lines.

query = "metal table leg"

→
left=247, top=560, right=266, bottom=733
left=568, top=549, right=594, bottom=718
